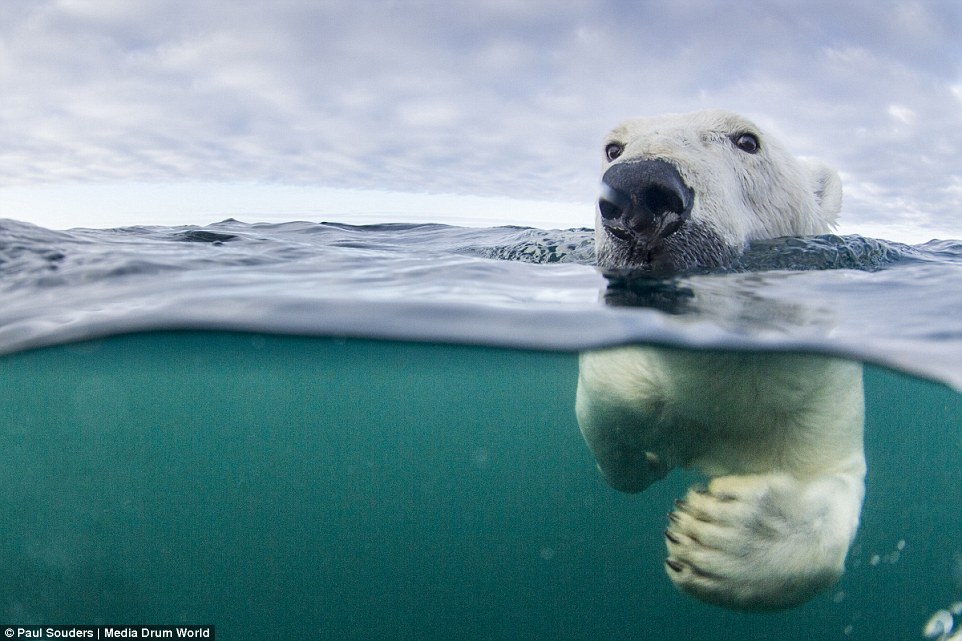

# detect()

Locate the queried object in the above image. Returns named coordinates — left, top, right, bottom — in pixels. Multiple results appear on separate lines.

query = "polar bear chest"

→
left=577, top=346, right=864, bottom=479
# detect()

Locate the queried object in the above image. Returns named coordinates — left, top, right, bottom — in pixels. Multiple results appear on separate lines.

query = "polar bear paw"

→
left=663, top=473, right=859, bottom=611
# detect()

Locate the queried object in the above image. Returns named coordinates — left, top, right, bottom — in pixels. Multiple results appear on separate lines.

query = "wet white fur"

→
left=579, top=110, right=864, bottom=611
left=597, top=109, right=842, bottom=252
left=577, top=348, right=865, bottom=610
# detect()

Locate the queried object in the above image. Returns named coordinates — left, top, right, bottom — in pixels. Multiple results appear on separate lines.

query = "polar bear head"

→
left=595, top=109, right=843, bottom=271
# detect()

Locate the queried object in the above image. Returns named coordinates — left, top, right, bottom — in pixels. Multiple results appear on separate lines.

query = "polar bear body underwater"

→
left=576, top=110, right=865, bottom=611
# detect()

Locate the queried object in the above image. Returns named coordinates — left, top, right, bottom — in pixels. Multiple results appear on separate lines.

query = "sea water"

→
left=1, top=218, right=961, bottom=640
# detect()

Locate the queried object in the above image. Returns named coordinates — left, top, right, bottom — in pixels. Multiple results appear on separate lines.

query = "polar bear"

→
left=576, top=110, right=865, bottom=611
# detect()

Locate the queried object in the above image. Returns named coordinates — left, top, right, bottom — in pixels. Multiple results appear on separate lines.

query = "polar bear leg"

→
left=664, top=472, right=864, bottom=611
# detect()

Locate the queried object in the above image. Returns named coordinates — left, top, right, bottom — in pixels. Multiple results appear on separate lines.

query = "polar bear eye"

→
left=605, top=143, right=624, bottom=162
left=733, top=133, right=760, bottom=154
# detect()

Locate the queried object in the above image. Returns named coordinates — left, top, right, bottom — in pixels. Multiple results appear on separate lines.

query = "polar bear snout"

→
left=599, top=159, right=694, bottom=244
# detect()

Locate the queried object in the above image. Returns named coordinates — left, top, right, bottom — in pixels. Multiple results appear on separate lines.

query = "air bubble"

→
left=923, top=609, right=953, bottom=640
left=470, top=447, right=490, bottom=468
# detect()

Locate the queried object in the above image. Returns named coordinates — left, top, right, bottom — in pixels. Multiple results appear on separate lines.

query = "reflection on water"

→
left=1, top=219, right=961, bottom=390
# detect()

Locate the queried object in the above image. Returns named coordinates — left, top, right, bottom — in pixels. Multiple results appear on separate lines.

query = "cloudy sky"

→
left=1, top=0, right=960, bottom=240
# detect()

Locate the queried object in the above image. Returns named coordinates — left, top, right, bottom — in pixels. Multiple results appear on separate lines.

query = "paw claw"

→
left=662, top=475, right=862, bottom=610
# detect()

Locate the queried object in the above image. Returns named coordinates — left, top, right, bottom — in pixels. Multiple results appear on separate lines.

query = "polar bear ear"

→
left=803, top=159, right=843, bottom=219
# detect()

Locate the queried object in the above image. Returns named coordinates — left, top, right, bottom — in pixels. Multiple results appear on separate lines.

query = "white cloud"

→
left=0, top=0, right=960, bottom=239
left=886, top=105, right=916, bottom=126
left=951, top=84, right=962, bottom=104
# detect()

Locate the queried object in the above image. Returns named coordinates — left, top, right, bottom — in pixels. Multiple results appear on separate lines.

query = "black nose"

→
left=599, top=159, right=693, bottom=240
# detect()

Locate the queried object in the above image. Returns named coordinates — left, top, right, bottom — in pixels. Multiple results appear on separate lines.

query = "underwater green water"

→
left=1, top=332, right=960, bottom=640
